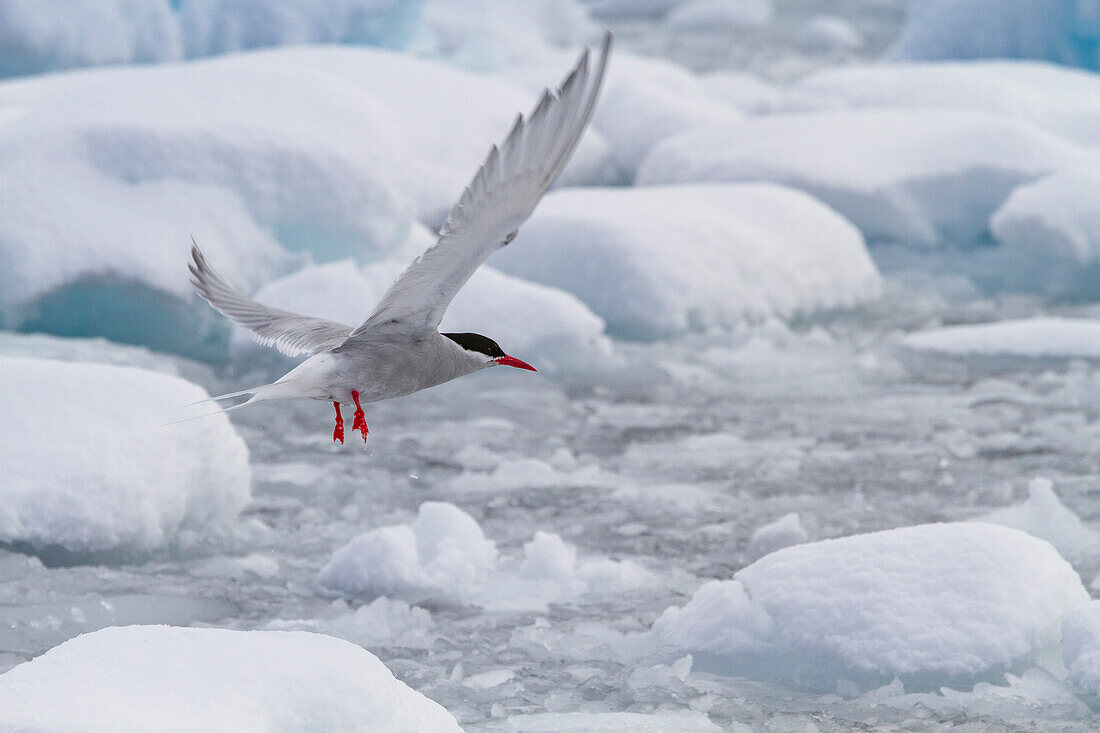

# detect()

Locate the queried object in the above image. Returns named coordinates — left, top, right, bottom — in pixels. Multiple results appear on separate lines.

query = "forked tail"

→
left=161, top=379, right=295, bottom=428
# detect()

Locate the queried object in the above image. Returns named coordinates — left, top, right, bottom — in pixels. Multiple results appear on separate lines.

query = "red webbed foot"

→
left=332, top=401, right=344, bottom=444
left=351, top=390, right=369, bottom=441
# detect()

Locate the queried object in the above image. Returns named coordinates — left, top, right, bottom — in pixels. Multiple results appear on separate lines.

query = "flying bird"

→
left=187, top=33, right=612, bottom=443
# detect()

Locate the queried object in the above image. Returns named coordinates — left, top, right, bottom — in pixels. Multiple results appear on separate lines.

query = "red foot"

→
left=332, top=401, right=344, bottom=444
left=351, top=390, right=369, bottom=441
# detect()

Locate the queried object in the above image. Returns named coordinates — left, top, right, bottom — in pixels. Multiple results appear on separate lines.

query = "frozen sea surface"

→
left=5, top=282, right=1100, bottom=730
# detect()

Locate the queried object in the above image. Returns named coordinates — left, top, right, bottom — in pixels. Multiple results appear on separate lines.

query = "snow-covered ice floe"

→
left=653, top=522, right=1089, bottom=692
left=493, top=183, right=881, bottom=339
left=230, top=255, right=613, bottom=376
left=978, top=478, right=1100, bottom=563
left=903, top=317, right=1100, bottom=360
left=637, top=110, right=1086, bottom=248
left=0, top=45, right=612, bottom=358
left=0, top=356, right=250, bottom=556
left=1063, top=601, right=1100, bottom=698
left=318, top=502, right=650, bottom=610
left=0, top=625, right=461, bottom=732
left=666, top=0, right=773, bottom=31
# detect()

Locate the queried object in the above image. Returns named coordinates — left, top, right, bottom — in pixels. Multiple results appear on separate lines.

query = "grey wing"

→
left=345, top=32, right=612, bottom=339
left=188, top=243, right=352, bottom=357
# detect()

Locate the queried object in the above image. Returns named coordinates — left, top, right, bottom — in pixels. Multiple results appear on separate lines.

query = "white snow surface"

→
left=903, top=318, right=1100, bottom=359
left=654, top=523, right=1089, bottom=688
left=800, top=62, right=1100, bottom=146
left=978, top=478, right=1100, bottom=561
left=492, top=183, right=882, bottom=338
left=0, top=356, right=250, bottom=554
left=318, top=502, right=649, bottom=607
left=991, top=169, right=1100, bottom=266
left=666, top=0, right=773, bottom=31
left=637, top=109, right=1087, bottom=247
left=748, top=512, right=808, bottom=557
left=0, top=625, right=460, bottom=732
left=1063, top=602, right=1100, bottom=698
left=229, top=255, right=613, bottom=374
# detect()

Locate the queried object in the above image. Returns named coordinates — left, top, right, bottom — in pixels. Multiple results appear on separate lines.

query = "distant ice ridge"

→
left=0, top=625, right=461, bottom=732
left=890, top=0, right=1100, bottom=71
left=654, top=523, right=1089, bottom=692
left=0, top=45, right=614, bottom=358
left=637, top=109, right=1087, bottom=249
left=318, top=502, right=650, bottom=610
left=493, top=184, right=882, bottom=339
left=0, top=356, right=251, bottom=556
left=903, top=318, right=1100, bottom=360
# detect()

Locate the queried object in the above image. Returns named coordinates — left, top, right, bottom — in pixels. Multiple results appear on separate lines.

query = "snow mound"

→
left=492, top=184, right=882, bottom=338
left=800, top=62, right=1100, bottom=146
left=977, top=478, right=1100, bottom=561
left=230, top=256, right=612, bottom=374
left=318, top=503, right=649, bottom=607
left=654, top=523, right=1089, bottom=691
left=0, top=356, right=250, bottom=555
left=748, top=512, right=808, bottom=557
left=1063, top=601, right=1100, bottom=697
left=991, top=170, right=1100, bottom=293
left=667, top=0, right=772, bottom=31
left=0, top=625, right=460, bottom=732
left=637, top=110, right=1085, bottom=248
left=797, top=16, right=863, bottom=53
left=903, top=318, right=1100, bottom=359
left=890, top=0, right=1100, bottom=71
left=701, top=71, right=783, bottom=115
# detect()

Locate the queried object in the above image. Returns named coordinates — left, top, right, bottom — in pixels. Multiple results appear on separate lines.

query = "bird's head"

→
left=443, top=332, right=536, bottom=372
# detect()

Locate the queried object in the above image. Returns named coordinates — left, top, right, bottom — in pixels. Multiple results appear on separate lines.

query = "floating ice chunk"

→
left=265, top=597, right=435, bottom=650
left=748, top=512, right=809, bottom=556
left=0, top=625, right=461, bottom=732
left=904, top=318, right=1100, bottom=359
left=1063, top=601, right=1100, bottom=697
left=667, top=0, right=773, bottom=30
left=585, top=0, right=692, bottom=19
left=493, top=184, right=880, bottom=339
left=701, top=71, right=783, bottom=115
left=800, top=62, right=1100, bottom=146
left=318, top=502, right=498, bottom=599
left=637, top=110, right=1085, bottom=247
left=0, top=356, right=250, bottom=556
left=522, top=531, right=652, bottom=596
left=0, top=0, right=182, bottom=78
left=655, top=523, right=1089, bottom=691
left=991, top=169, right=1100, bottom=277
left=797, top=15, right=863, bottom=53
left=977, top=478, right=1100, bottom=561
left=230, top=258, right=612, bottom=374
left=503, top=710, right=723, bottom=732
left=890, top=0, right=1100, bottom=71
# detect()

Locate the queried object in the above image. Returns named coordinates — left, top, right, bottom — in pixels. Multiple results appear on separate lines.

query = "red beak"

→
left=495, top=355, right=537, bottom=372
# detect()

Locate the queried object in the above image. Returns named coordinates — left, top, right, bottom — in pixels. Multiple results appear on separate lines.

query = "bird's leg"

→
left=332, top=402, right=344, bottom=444
left=351, top=390, right=369, bottom=441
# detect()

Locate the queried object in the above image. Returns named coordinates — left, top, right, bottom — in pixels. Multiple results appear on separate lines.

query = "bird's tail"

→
left=162, top=379, right=298, bottom=428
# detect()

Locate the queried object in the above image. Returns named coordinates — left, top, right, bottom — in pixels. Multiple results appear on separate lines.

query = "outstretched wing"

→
left=345, top=32, right=612, bottom=340
left=188, top=243, right=352, bottom=357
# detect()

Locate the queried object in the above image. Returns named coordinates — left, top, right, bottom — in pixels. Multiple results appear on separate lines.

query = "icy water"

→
left=5, top=281, right=1100, bottom=730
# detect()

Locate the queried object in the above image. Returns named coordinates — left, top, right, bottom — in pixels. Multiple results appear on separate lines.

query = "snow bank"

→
left=1064, top=602, right=1100, bottom=697
left=0, top=45, right=614, bottom=357
left=318, top=503, right=649, bottom=607
left=492, top=184, right=882, bottom=338
left=991, top=170, right=1100, bottom=285
left=0, top=625, right=460, bottom=732
left=637, top=110, right=1085, bottom=247
left=0, top=356, right=250, bottom=555
left=666, top=0, right=772, bottom=31
left=230, top=256, right=612, bottom=374
left=977, top=478, right=1100, bottom=561
left=654, top=523, right=1089, bottom=691
left=800, top=62, right=1100, bottom=146
left=890, top=0, right=1100, bottom=71
left=903, top=318, right=1100, bottom=359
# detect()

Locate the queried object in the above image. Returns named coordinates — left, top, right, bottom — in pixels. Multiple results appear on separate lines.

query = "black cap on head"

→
left=443, top=332, right=506, bottom=358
